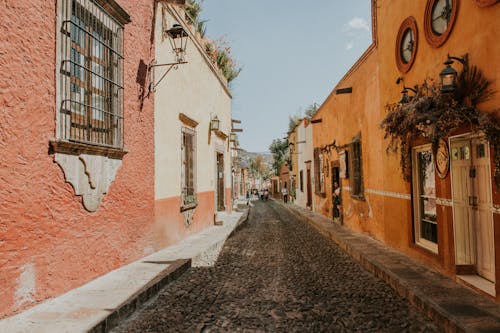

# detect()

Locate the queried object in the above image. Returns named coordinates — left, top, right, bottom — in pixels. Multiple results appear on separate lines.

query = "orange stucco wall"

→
left=312, top=0, right=500, bottom=298
left=0, top=0, right=157, bottom=317
left=155, top=191, right=217, bottom=247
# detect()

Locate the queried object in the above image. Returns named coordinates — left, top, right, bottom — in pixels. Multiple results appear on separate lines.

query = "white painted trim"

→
left=436, top=198, right=453, bottom=206
left=364, top=188, right=411, bottom=200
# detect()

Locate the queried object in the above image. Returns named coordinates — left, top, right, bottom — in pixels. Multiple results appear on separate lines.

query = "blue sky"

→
left=200, top=1, right=372, bottom=152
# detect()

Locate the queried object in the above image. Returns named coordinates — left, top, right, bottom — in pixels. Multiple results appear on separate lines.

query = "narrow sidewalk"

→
left=0, top=209, right=249, bottom=333
left=278, top=200, right=500, bottom=333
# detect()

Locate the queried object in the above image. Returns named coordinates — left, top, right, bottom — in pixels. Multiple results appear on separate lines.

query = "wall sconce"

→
left=440, top=53, right=468, bottom=93
left=230, top=132, right=237, bottom=142
left=289, top=142, right=295, bottom=154
left=398, top=86, right=417, bottom=104
left=148, top=23, right=189, bottom=93
left=166, top=23, right=189, bottom=63
left=210, top=115, right=220, bottom=131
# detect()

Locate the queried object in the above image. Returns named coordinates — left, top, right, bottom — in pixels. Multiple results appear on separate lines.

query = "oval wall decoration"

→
left=424, top=0, right=459, bottom=48
left=435, top=139, right=450, bottom=179
left=395, top=16, right=418, bottom=73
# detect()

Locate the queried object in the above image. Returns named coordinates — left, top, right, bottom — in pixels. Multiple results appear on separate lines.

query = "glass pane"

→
left=421, top=221, right=438, bottom=243
left=418, top=151, right=435, bottom=197
left=477, top=144, right=485, bottom=159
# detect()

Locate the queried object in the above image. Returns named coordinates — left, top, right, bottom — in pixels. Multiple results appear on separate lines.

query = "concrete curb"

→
left=89, top=259, right=191, bottom=333
left=277, top=201, right=500, bottom=333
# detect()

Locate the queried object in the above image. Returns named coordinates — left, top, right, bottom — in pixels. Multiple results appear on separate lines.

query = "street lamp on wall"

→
left=440, top=53, right=468, bottom=93
left=166, top=23, right=189, bottom=63
left=148, top=23, right=189, bottom=93
left=210, top=116, right=220, bottom=131
left=230, top=132, right=237, bottom=142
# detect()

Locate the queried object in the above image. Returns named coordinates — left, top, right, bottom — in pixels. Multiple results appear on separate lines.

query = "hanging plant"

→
left=381, top=64, right=499, bottom=182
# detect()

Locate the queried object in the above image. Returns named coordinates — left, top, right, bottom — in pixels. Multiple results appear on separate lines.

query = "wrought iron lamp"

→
left=230, top=132, right=237, bottom=142
left=148, top=23, right=189, bottom=92
left=398, top=86, right=417, bottom=104
left=210, top=116, right=220, bottom=131
left=440, top=53, right=468, bottom=93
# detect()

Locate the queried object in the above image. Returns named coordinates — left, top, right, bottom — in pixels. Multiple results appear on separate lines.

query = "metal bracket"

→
left=148, top=60, right=188, bottom=93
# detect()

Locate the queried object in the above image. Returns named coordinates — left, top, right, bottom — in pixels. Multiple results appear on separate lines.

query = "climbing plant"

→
left=380, top=64, right=499, bottom=183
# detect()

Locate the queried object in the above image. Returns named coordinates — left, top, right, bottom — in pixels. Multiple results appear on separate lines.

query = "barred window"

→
left=59, top=0, right=124, bottom=149
left=181, top=128, right=197, bottom=208
left=348, top=140, right=364, bottom=198
left=314, top=148, right=325, bottom=194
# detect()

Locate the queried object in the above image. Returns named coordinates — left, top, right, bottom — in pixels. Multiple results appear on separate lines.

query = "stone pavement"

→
left=113, top=200, right=439, bottom=332
left=278, top=200, right=500, bottom=333
left=0, top=209, right=248, bottom=333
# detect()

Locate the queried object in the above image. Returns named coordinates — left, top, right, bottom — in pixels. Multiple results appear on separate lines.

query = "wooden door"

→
left=451, top=137, right=495, bottom=281
left=217, top=153, right=225, bottom=211
left=306, top=168, right=312, bottom=207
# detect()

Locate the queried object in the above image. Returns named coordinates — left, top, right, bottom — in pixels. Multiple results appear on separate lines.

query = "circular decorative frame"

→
left=474, top=0, right=498, bottom=7
left=395, top=16, right=418, bottom=73
left=435, top=139, right=450, bottom=179
left=424, top=0, right=459, bottom=48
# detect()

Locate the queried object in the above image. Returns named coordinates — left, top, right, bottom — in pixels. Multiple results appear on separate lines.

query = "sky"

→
left=200, top=1, right=372, bottom=153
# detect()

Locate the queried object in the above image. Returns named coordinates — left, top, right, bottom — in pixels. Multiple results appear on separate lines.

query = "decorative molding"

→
left=95, top=0, right=131, bottom=25
left=395, top=16, right=418, bottom=73
left=50, top=139, right=127, bottom=159
left=424, top=0, right=459, bottom=48
left=492, top=205, right=500, bottom=214
left=179, top=113, right=199, bottom=128
left=214, top=130, right=228, bottom=140
left=54, top=153, right=122, bottom=212
left=365, top=188, right=411, bottom=200
left=436, top=197, right=453, bottom=206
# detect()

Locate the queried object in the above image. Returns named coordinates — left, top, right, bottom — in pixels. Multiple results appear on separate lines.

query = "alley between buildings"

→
left=113, top=201, right=438, bottom=332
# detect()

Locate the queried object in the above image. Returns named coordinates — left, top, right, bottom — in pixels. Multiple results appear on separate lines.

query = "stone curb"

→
left=89, top=259, right=191, bottom=333
left=276, top=201, right=500, bottom=333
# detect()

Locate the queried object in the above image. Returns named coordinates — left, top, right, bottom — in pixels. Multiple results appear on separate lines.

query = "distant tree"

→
left=304, top=103, right=318, bottom=118
left=269, top=139, right=289, bottom=176
left=288, top=113, right=301, bottom=132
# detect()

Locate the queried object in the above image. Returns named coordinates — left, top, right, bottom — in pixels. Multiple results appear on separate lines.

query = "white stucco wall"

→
left=154, top=4, right=232, bottom=201
left=296, top=119, right=314, bottom=210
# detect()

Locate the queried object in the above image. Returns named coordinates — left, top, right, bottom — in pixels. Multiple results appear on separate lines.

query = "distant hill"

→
left=238, top=150, right=273, bottom=165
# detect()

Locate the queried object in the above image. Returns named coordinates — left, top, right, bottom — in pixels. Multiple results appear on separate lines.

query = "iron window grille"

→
left=59, top=0, right=124, bottom=149
left=348, top=140, right=364, bottom=199
left=181, top=127, right=197, bottom=208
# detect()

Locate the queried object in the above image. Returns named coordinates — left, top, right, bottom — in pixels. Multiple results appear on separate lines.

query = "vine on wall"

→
left=380, top=65, right=499, bottom=183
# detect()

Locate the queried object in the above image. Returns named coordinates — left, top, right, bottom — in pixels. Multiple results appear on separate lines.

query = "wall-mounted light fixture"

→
left=440, top=53, right=468, bottom=93
left=148, top=23, right=189, bottom=92
left=230, top=132, right=237, bottom=142
left=396, top=76, right=417, bottom=104
left=210, top=115, right=220, bottom=131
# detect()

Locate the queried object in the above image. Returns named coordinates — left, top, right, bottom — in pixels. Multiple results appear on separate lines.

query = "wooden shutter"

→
left=349, top=141, right=363, bottom=198
left=314, top=148, right=320, bottom=193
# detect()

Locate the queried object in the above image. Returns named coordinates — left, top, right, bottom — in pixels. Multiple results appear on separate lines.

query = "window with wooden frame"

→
left=314, top=148, right=325, bottom=194
left=348, top=140, right=364, bottom=199
left=412, top=144, right=438, bottom=253
left=181, top=127, right=197, bottom=209
left=58, top=0, right=125, bottom=149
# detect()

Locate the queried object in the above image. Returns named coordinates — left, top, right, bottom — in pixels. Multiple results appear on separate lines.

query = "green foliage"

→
left=381, top=65, right=499, bottom=181
left=205, top=39, right=241, bottom=83
left=185, top=0, right=202, bottom=24
left=269, top=139, right=289, bottom=176
left=288, top=113, right=301, bottom=132
left=304, top=103, right=318, bottom=118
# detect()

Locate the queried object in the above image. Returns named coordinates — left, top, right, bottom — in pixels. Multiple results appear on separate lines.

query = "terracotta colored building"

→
left=0, top=0, right=235, bottom=318
left=312, top=0, right=500, bottom=300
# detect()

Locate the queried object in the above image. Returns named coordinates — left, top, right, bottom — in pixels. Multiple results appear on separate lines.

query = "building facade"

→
left=312, top=0, right=500, bottom=300
left=295, top=118, right=315, bottom=210
left=0, top=0, right=157, bottom=317
left=152, top=2, right=233, bottom=247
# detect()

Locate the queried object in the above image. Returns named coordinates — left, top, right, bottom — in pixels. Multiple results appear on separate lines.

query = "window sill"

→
left=180, top=202, right=198, bottom=212
left=50, top=139, right=127, bottom=159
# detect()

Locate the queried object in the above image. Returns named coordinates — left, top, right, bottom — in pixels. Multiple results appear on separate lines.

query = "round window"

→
left=424, top=0, right=459, bottom=48
left=396, top=17, right=418, bottom=73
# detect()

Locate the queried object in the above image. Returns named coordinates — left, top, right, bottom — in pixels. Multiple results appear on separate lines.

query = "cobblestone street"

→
left=113, top=200, right=438, bottom=333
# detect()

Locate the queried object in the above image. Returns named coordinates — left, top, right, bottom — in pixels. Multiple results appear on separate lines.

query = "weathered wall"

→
left=312, top=0, right=500, bottom=297
left=0, top=0, right=156, bottom=317
left=153, top=4, right=232, bottom=246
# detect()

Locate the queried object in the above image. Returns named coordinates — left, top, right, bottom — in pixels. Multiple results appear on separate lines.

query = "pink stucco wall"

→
left=0, top=0, right=156, bottom=317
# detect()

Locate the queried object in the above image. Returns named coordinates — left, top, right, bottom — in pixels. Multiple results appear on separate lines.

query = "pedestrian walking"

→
left=281, top=185, right=288, bottom=203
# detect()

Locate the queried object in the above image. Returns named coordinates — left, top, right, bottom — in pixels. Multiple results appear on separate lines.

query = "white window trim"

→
left=412, top=144, right=439, bottom=254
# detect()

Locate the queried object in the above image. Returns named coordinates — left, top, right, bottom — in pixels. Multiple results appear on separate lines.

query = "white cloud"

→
left=346, top=17, right=370, bottom=32
left=345, top=42, right=354, bottom=50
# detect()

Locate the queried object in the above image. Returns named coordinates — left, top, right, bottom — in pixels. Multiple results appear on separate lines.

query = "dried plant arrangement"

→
left=381, top=64, right=499, bottom=183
